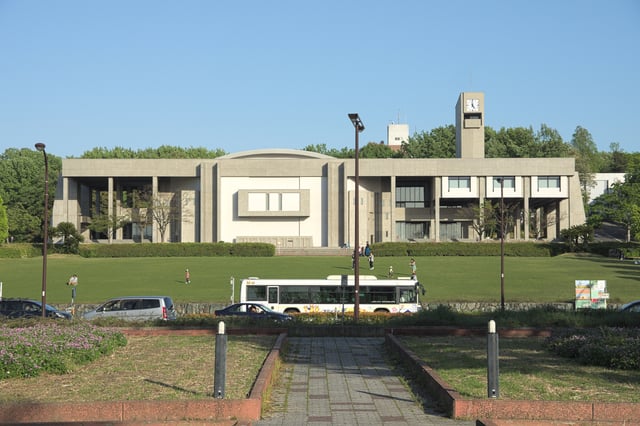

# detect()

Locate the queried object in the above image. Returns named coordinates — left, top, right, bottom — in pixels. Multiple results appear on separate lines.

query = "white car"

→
left=84, top=296, right=177, bottom=321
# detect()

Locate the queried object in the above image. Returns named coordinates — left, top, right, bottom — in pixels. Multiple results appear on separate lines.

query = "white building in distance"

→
left=52, top=92, right=586, bottom=247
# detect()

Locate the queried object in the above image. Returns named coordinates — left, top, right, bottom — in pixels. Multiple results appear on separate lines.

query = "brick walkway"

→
left=254, top=337, right=475, bottom=426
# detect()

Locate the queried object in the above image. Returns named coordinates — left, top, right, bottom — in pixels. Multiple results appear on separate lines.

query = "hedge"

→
left=370, top=241, right=568, bottom=257
left=78, top=242, right=276, bottom=258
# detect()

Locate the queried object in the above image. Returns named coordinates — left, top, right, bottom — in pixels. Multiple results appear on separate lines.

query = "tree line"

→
left=0, top=125, right=638, bottom=245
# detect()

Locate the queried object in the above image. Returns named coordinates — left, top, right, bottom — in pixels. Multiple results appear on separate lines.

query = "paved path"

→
left=254, top=337, right=476, bottom=426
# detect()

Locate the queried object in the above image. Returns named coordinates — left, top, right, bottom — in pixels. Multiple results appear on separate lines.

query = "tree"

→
left=0, top=194, right=8, bottom=244
left=303, top=143, right=354, bottom=158
left=51, top=222, right=84, bottom=254
left=571, top=126, right=601, bottom=205
left=359, top=142, right=394, bottom=158
left=486, top=127, right=536, bottom=158
left=560, top=224, right=594, bottom=251
left=0, top=148, right=61, bottom=242
left=399, top=125, right=456, bottom=158
left=471, top=200, right=499, bottom=240
left=589, top=156, right=640, bottom=242
left=86, top=190, right=130, bottom=243
left=130, top=188, right=153, bottom=242
left=79, top=145, right=226, bottom=159
left=600, top=142, right=628, bottom=173
left=533, top=124, right=572, bottom=158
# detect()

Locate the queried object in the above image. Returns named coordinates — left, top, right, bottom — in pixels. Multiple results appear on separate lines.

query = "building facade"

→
left=52, top=92, right=586, bottom=247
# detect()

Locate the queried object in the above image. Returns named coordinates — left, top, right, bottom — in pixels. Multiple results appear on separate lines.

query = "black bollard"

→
left=487, top=320, right=499, bottom=398
left=213, top=321, right=227, bottom=398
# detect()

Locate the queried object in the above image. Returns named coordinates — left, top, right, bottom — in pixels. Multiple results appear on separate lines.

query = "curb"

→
left=385, top=331, right=640, bottom=425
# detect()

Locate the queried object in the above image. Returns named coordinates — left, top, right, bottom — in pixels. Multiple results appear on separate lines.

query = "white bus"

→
left=240, top=275, right=423, bottom=314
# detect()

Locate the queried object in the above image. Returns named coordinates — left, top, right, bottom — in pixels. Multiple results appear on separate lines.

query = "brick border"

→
left=0, top=329, right=286, bottom=425
left=2, top=327, right=639, bottom=424
left=385, top=331, right=640, bottom=424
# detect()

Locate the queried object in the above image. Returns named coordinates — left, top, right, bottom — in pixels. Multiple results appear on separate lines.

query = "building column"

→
left=390, top=175, right=396, bottom=242
left=152, top=176, right=159, bottom=242
left=327, top=162, right=340, bottom=247
left=199, top=163, right=213, bottom=243
left=433, top=177, right=441, bottom=242
left=523, top=177, right=530, bottom=240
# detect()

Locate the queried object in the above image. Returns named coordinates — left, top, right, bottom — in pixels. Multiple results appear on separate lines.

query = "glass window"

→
left=538, top=176, right=560, bottom=189
left=396, top=184, right=427, bottom=208
left=449, top=177, right=470, bottom=189
left=493, top=177, right=515, bottom=190
left=246, top=285, right=267, bottom=301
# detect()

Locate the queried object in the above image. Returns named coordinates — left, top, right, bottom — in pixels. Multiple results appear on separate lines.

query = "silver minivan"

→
left=83, top=296, right=177, bottom=321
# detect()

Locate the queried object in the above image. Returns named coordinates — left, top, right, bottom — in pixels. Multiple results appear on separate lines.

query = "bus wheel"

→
left=374, top=308, right=389, bottom=313
left=284, top=308, right=300, bottom=314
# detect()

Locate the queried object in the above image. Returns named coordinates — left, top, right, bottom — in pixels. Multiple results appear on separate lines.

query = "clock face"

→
left=465, top=98, right=480, bottom=112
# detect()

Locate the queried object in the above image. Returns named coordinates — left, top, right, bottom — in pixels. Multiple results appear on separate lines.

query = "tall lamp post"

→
left=35, top=142, right=49, bottom=318
left=497, top=177, right=505, bottom=311
left=348, top=113, right=364, bottom=322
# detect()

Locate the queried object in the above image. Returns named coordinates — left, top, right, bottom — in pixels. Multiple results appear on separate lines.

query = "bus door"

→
left=267, top=286, right=279, bottom=309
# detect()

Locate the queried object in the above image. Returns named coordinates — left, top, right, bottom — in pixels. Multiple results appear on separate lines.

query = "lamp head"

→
left=35, top=142, right=46, bottom=152
left=348, top=113, right=365, bottom=132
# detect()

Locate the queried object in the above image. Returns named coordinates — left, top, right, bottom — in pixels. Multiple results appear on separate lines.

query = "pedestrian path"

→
left=254, top=337, right=476, bottom=426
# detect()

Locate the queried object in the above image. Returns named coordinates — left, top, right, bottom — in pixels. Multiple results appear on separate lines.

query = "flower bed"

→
left=0, top=321, right=126, bottom=379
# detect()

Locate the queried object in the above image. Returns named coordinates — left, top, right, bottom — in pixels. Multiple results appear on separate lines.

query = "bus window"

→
left=268, top=286, right=279, bottom=304
left=280, top=286, right=308, bottom=303
left=366, top=286, right=396, bottom=304
left=399, top=288, right=416, bottom=303
left=246, top=285, right=266, bottom=302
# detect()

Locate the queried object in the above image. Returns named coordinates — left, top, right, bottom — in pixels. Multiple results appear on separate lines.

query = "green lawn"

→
left=1, top=253, right=638, bottom=305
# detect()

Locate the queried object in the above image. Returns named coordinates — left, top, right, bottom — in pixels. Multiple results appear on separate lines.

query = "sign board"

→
left=575, top=280, right=609, bottom=309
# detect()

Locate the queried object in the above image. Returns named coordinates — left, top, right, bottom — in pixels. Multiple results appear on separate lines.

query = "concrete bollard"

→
left=487, top=319, right=499, bottom=398
left=213, top=321, right=227, bottom=398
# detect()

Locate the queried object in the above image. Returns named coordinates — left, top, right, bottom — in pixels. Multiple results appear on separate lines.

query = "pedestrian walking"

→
left=388, top=265, right=394, bottom=278
left=368, top=252, right=375, bottom=270
left=409, top=258, right=417, bottom=280
left=185, top=268, right=191, bottom=284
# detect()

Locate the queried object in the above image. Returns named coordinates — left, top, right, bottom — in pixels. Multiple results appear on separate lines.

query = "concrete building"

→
left=52, top=92, right=586, bottom=247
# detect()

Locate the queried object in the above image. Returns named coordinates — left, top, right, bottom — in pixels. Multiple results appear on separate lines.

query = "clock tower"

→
left=455, top=92, right=485, bottom=159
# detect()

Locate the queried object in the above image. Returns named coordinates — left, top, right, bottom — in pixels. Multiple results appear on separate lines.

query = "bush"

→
left=0, top=321, right=127, bottom=379
left=545, top=327, right=640, bottom=370
left=79, top=242, right=275, bottom=258
left=371, top=241, right=566, bottom=257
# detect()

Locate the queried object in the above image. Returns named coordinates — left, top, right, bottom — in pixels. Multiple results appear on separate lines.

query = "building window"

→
left=395, top=221, right=429, bottom=240
left=538, top=176, right=560, bottom=190
left=448, top=177, right=471, bottom=190
left=396, top=186, right=426, bottom=208
left=248, top=192, right=301, bottom=212
left=493, top=176, right=515, bottom=190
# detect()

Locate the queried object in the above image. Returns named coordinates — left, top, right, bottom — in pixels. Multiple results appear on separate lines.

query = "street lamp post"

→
left=348, top=113, right=364, bottom=322
left=497, top=177, right=505, bottom=311
left=35, top=142, right=49, bottom=318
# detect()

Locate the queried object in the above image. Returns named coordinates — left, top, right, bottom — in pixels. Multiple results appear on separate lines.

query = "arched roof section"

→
left=219, top=148, right=334, bottom=160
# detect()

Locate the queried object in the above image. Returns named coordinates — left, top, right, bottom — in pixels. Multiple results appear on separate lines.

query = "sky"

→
left=1, top=0, right=639, bottom=159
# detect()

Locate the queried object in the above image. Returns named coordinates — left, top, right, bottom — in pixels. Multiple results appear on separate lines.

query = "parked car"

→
left=214, top=303, right=292, bottom=321
left=620, top=300, right=640, bottom=312
left=0, top=298, right=72, bottom=320
left=83, top=296, right=177, bottom=321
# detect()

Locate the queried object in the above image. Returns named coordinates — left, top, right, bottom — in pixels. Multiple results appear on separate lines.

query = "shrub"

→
left=544, top=327, right=640, bottom=370
left=0, top=321, right=127, bottom=379
left=78, top=242, right=275, bottom=258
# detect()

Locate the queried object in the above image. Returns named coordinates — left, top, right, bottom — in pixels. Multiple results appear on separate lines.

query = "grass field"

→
left=400, top=336, right=640, bottom=402
left=1, top=253, right=638, bottom=305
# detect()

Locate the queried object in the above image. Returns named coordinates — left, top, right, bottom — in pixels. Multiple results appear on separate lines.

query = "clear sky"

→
left=1, top=0, right=638, bottom=159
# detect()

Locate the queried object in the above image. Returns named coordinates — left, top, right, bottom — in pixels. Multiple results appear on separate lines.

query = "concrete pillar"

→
left=390, top=176, right=396, bottom=242
left=434, top=177, right=441, bottom=242
left=152, top=176, right=159, bottom=243
left=523, top=177, right=530, bottom=240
